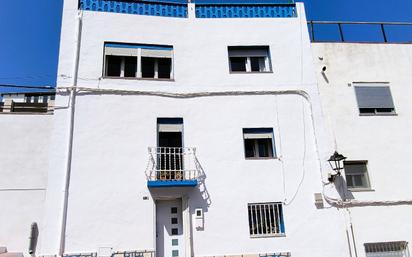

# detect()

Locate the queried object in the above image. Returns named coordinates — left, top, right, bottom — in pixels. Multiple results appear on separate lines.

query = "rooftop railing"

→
left=308, top=21, right=412, bottom=43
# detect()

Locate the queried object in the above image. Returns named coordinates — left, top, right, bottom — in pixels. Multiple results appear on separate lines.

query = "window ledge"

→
left=245, top=157, right=278, bottom=160
left=250, top=233, right=286, bottom=239
left=103, top=76, right=175, bottom=82
left=348, top=188, right=375, bottom=192
left=359, top=113, right=397, bottom=117
left=0, top=112, right=54, bottom=115
left=230, top=71, right=273, bottom=74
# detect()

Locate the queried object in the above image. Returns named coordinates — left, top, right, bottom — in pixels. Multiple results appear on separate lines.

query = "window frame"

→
left=103, top=42, right=174, bottom=81
left=344, top=160, right=372, bottom=191
left=228, top=46, right=272, bottom=74
left=243, top=128, right=276, bottom=160
left=247, top=202, right=285, bottom=238
left=353, top=82, right=397, bottom=116
left=365, top=241, right=410, bottom=257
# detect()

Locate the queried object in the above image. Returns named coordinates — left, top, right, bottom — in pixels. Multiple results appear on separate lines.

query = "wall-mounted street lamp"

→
left=327, top=151, right=347, bottom=182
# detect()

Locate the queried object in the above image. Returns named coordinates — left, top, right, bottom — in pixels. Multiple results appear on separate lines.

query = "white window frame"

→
left=353, top=82, right=396, bottom=116
left=243, top=128, right=276, bottom=159
left=365, top=241, right=410, bottom=257
left=248, top=202, right=285, bottom=238
left=344, top=161, right=371, bottom=190
left=103, top=43, right=174, bottom=80
left=228, top=46, right=272, bottom=73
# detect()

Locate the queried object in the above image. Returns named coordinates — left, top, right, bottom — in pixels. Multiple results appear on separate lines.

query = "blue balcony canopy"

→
left=147, top=180, right=198, bottom=188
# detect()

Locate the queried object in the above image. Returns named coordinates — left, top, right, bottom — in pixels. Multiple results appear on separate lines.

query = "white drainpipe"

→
left=59, top=10, right=83, bottom=257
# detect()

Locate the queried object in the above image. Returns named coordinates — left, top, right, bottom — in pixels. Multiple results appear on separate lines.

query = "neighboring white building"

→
left=0, top=1, right=411, bottom=257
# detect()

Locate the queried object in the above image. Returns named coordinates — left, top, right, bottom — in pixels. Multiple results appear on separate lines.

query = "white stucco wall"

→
left=312, top=43, right=412, bottom=257
left=0, top=114, right=53, bottom=253
left=35, top=1, right=348, bottom=256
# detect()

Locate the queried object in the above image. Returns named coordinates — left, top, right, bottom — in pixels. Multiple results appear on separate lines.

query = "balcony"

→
left=145, top=147, right=199, bottom=188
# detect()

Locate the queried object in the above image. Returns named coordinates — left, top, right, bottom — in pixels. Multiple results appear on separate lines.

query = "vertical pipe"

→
left=381, top=24, right=388, bottom=42
left=338, top=23, right=345, bottom=42
left=310, top=21, right=315, bottom=42
left=59, top=10, right=83, bottom=257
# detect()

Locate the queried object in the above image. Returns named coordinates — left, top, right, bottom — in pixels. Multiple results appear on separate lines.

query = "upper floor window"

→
left=365, top=241, right=410, bottom=257
left=243, top=128, right=275, bottom=159
left=248, top=202, right=285, bottom=237
left=354, top=83, right=396, bottom=115
left=104, top=43, right=173, bottom=80
left=344, top=161, right=371, bottom=190
left=228, top=46, right=271, bottom=73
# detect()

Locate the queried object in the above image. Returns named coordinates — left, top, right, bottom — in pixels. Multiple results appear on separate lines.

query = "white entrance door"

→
left=156, top=199, right=185, bottom=257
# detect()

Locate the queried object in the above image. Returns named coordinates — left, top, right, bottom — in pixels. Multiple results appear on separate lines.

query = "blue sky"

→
left=0, top=0, right=411, bottom=91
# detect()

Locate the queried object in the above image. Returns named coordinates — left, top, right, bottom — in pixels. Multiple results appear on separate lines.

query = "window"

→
left=228, top=46, right=271, bottom=73
left=104, top=43, right=173, bottom=80
left=248, top=202, right=285, bottom=237
left=344, top=161, right=371, bottom=190
left=243, top=128, right=275, bottom=159
left=0, top=93, right=55, bottom=114
left=365, top=241, right=410, bottom=257
left=354, top=83, right=396, bottom=115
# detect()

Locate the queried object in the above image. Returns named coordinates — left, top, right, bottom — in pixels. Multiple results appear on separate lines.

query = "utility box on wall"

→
left=195, top=208, right=204, bottom=230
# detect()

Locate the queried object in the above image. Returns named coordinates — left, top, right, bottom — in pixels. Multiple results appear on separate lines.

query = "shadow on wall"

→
left=334, top=176, right=354, bottom=201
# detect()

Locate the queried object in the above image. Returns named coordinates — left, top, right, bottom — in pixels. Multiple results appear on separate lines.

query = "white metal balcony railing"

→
left=146, top=147, right=199, bottom=181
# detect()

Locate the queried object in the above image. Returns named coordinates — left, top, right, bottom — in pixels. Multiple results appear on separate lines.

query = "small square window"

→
left=172, top=250, right=179, bottom=257
left=243, top=128, right=275, bottom=159
left=344, top=161, right=371, bottom=189
left=171, top=218, right=178, bottom=224
left=172, top=239, right=178, bottom=246
left=171, top=207, right=178, bottom=214
left=248, top=202, right=285, bottom=237
left=171, top=228, right=178, bottom=235
left=354, top=84, right=396, bottom=115
left=228, top=46, right=271, bottom=73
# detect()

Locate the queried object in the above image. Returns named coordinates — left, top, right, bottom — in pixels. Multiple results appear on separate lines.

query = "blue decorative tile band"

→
left=195, top=4, right=296, bottom=18
left=79, top=0, right=188, bottom=18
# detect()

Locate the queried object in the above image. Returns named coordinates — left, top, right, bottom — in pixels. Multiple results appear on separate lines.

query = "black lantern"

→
left=327, top=151, right=346, bottom=182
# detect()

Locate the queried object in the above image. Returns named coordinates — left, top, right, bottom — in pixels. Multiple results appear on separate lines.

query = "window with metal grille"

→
left=353, top=83, right=396, bottom=115
left=365, top=241, right=410, bottom=257
left=243, top=128, right=275, bottom=159
left=228, top=46, right=272, bottom=73
left=248, top=202, right=285, bottom=237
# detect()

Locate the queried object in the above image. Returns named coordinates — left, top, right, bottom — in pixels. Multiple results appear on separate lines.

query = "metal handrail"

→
left=308, top=21, right=412, bottom=43
left=146, top=147, right=199, bottom=181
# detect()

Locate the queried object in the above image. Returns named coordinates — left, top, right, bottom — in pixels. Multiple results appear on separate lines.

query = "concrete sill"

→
left=250, top=233, right=286, bottom=239
left=0, top=112, right=54, bottom=116
left=102, top=76, right=175, bottom=82
left=230, top=71, right=273, bottom=74
left=348, top=188, right=375, bottom=192
left=245, top=157, right=278, bottom=160
left=359, top=113, right=397, bottom=117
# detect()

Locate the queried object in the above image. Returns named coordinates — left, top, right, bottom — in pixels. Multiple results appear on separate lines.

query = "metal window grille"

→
left=248, top=202, right=284, bottom=236
left=365, top=241, right=410, bottom=257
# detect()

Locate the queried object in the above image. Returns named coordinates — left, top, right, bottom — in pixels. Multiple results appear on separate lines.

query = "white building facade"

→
left=0, top=1, right=411, bottom=257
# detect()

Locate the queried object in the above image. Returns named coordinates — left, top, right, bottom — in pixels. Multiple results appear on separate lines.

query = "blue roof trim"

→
left=194, top=0, right=294, bottom=5
left=195, top=4, right=296, bottom=18
left=80, top=0, right=188, bottom=18
left=105, top=43, right=173, bottom=50
left=147, top=180, right=198, bottom=188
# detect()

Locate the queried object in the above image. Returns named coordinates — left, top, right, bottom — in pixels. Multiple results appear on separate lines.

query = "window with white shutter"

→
left=353, top=83, right=396, bottom=115
left=228, top=46, right=272, bottom=73
left=104, top=43, right=173, bottom=80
